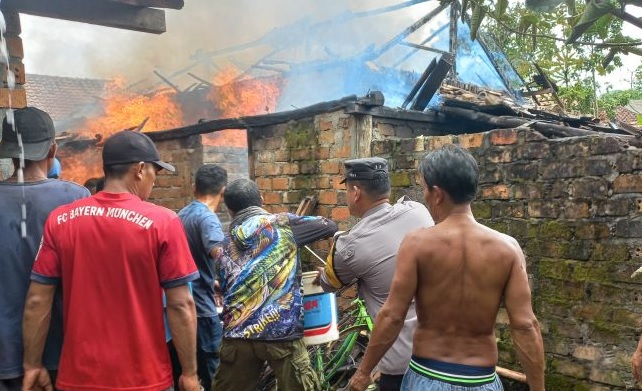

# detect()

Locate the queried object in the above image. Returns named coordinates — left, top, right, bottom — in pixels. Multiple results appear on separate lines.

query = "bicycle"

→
left=257, top=283, right=374, bottom=391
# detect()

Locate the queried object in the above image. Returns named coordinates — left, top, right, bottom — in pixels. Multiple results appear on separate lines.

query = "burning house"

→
left=3, top=0, right=642, bottom=388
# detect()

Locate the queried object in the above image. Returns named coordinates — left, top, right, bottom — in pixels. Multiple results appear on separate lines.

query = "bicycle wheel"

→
left=256, top=362, right=277, bottom=391
left=311, top=285, right=372, bottom=391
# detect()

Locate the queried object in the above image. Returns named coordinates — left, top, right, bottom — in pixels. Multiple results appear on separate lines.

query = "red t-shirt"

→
left=32, top=192, right=198, bottom=391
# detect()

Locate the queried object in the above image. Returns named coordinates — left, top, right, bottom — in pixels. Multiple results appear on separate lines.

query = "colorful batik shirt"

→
left=217, top=210, right=337, bottom=341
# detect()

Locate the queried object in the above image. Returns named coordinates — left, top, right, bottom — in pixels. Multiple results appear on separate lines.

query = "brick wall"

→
left=248, top=114, right=363, bottom=263
left=248, top=108, right=642, bottom=389
left=148, top=134, right=203, bottom=212
left=0, top=11, right=27, bottom=109
left=374, top=128, right=642, bottom=390
left=203, top=144, right=249, bottom=227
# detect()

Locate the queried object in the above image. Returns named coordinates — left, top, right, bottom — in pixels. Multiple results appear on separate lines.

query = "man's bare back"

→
left=408, top=213, right=527, bottom=367
left=349, top=145, right=544, bottom=391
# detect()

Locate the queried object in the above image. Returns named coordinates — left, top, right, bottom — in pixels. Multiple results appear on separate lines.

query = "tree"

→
left=456, top=0, right=640, bottom=115
left=598, top=89, right=642, bottom=119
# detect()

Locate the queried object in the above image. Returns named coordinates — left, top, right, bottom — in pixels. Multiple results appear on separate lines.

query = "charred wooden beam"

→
left=3, top=0, right=166, bottom=34
left=393, top=23, right=448, bottom=68
left=398, top=41, right=450, bottom=56
left=106, top=0, right=184, bottom=9
left=187, top=73, right=214, bottom=87
left=374, top=2, right=449, bottom=59
left=402, top=58, right=437, bottom=109
left=439, top=106, right=602, bottom=138
left=147, top=94, right=363, bottom=141
left=410, top=54, right=453, bottom=111
left=153, top=70, right=181, bottom=93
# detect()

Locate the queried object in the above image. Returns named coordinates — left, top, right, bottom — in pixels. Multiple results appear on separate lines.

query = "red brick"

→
left=4, top=11, right=20, bottom=34
left=7, top=59, right=25, bottom=85
left=262, top=192, right=282, bottom=205
left=291, top=148, right=310, bottom=161
left=331, top=206, right=351, bottom=221
left=315, top=177, right=331, bottom=189
left=0, top=87, right=26, bottom=108
left=263, top=164, right=282, bottom=176
left=265, top=137, right=283, bottom=150
left=427, top=135, right=455, bottom=150
left=338, top=117, right=352, bottom=129
left=318, top=119, right=333, bottom=131
left=331, top=145, right=351, bottom=159
left=481, top=184, right=509, bottom=199
left=255, top=151, right=274, bottom=163
left=274, top=149, right=290, bottom=162
left=314, top=147, right=330, bottom=160
left=320, top=161, right=340, bottom=174
left=283, top=163, right=299, bottom=175
left=332, top=176, right=346, bottom=190
left=300, top=161, right=317, bottom=174
left=489, top=129, right=518, bottom=146
left=256, top=177, right=271, bottom=190
left=254, top=165, right=265, bottom=176
left=269, top=205, right=289, bottom=214
left=6, top=35, right=23, bottom=59
left=614, top=174, right=642, bottom=193
left=272, top=177, right=289, bottom=190
left=318, top=130, right=334, bottom=145
left=318, top=191, right=338, bottom=205
left=458, top=133, right=485, bottom=149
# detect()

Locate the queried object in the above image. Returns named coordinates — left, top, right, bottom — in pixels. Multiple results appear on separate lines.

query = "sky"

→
left=15, top=1, right=642, bottom=93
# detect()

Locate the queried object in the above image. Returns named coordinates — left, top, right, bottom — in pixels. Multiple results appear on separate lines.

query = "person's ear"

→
left=353, top=185, right=361, bottom=201
left=134, top=162, right=146, bottom=180
left=434, top=186, right=444, bottom=205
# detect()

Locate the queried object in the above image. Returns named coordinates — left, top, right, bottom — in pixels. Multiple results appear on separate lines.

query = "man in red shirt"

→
left=22, top=130, right=201, bottom=391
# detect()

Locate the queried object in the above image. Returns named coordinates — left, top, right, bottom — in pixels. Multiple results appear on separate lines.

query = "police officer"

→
left=317, top=157, right=434, bottom=391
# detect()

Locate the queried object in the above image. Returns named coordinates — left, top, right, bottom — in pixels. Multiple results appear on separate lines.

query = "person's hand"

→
left=349, top=369, right=372, bottom=391
left=178, top=373, right=201, bottom=391
left=214, top=280, right=223, bottom=307
left=633, top=349, right=642, bottom=383
left=22, top=367, right=53, bottom=391
left=313, top=267, right=324, bottom=286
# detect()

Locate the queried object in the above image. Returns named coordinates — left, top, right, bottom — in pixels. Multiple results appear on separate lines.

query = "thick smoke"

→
left=21, top=0, right=441, bottom=102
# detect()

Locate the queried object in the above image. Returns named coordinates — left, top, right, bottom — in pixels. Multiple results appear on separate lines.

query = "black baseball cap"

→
left=102, top=130, right=175, bottom=172
left=0, top=107, right=56, bottom=160
left=340, top=157, right=389, bottom=184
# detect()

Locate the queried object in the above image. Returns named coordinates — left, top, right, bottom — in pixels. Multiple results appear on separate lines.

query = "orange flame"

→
left=204, top=66, right=282, bottom=147
left=59, top=69, right=283, bottom=185
left=59, top=78, right=183, bottom=185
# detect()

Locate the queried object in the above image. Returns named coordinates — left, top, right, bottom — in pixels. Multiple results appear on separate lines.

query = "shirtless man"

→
left=349, top=145, right=545, bottom=391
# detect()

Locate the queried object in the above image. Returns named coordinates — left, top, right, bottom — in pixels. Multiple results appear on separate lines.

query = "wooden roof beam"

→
left=2, top=0, right=166, bottom=34
left=106, top=0, right=184, bottom=10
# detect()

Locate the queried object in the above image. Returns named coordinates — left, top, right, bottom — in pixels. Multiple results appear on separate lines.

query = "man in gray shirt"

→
left=0, top=107, right=90, bottom=390
left=318, top=157, right=434, bottom=391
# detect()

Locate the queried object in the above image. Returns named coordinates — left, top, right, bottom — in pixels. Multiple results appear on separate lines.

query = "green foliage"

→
left=477, top=0, right=638, bottom=115
left=597, top=89, right=642, bottom=119
left=557, top=80, right=595, bottom=115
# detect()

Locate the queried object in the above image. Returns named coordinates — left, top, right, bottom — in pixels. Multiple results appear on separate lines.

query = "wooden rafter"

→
left=2, top=0, right=167, bottom=34
left=106, top=0, right=184, bottom=10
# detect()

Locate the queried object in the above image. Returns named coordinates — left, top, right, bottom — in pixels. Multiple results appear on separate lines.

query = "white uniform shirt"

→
left=320, top=196, right=434, bottom=375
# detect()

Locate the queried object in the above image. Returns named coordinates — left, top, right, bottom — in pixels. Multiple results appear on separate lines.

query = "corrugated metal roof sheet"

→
left=626, top=100, right=642, bottom=115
